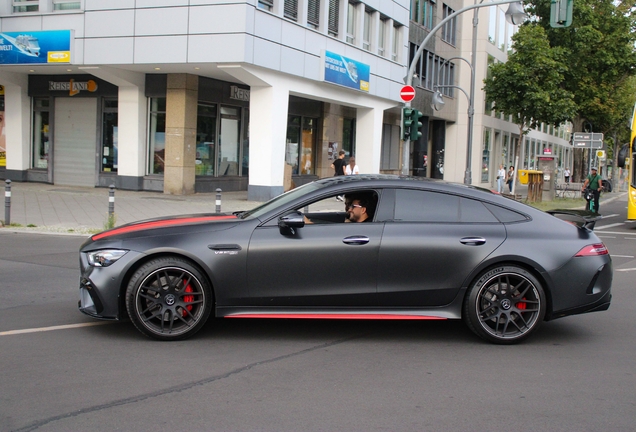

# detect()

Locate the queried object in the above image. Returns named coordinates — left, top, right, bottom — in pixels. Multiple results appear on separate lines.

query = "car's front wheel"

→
left=464, top=265, right=546, bottom=344
left=125, top=257, right=212, bottom=341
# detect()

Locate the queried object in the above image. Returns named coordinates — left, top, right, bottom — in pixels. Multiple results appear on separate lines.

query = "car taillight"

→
left=575, top=243, right=609, bottom=257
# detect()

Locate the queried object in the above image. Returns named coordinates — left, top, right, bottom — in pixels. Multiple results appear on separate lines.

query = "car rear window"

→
left=394, top=189, right=498, bottom=223
left=483, top=203, right=528, bottom=223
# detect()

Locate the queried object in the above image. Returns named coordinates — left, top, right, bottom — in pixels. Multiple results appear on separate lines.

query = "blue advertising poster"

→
left=0, top=30, right=72, bottom=65
left=323, top=51, right=370, bottom=92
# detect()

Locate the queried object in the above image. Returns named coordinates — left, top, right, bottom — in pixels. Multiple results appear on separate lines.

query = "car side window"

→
left=393, top=189, right=498, bottom=223
left=483, top=203, right=529, bottom=223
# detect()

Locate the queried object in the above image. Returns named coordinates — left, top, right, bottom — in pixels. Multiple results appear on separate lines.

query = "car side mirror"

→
left=278, top=211, right=305, bottom=235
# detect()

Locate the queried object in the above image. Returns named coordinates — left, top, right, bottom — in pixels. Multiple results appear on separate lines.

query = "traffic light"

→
left=550, top=0, right=573, bottom=28
left=402, top=107, right=414, bottom=140
left=410, top=109, right=424, bottom=141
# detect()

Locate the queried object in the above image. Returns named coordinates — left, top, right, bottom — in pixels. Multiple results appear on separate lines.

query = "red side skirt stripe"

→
left=226, top=313, right=446, bottom=320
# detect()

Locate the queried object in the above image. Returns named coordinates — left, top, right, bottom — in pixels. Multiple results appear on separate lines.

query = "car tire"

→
left=464, top=265, right=546, bottom=344
left=125, top=256, right=213, bottom=341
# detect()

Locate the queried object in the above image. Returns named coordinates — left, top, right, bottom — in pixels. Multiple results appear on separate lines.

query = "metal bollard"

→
left=4, top=179, right=11, bottom=226
left=215, top=188, right=222, bottom=213
left=108, top=184, right=115, bottom=217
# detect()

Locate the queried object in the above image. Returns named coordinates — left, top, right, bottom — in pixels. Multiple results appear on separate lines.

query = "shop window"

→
left=381, top=124, right=400, bottom=171
left=196, top=103, right=217, bottom=176
left=482, top=128, right=491, bottom=183
left=242, top=108, right=249, bottom=177
left=147, top=98, right=166, bottom=175
left=219, top=106, right=241, bottom=176
left=286, top=116, right=316, bottom=175
left=13, top=0, right=38, bottom=12
left=32, top=98, right=50, bottom=169
left=342, top=117, right=355, bottom=158
left=101, top=98, right=118, bottom=173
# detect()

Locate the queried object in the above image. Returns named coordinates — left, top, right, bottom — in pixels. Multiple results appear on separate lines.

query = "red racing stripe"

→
left=91, top=215, right=237, bottom=240
left=226, top=313, right=446, bottom=320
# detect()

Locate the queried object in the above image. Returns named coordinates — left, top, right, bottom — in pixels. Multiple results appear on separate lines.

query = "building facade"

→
left=0, top=0, right=410, bottom=200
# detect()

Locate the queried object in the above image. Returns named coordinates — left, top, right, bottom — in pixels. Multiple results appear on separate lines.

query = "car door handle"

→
left=460, top=237, right=486, bottom=245
left=343, top=236, right=370, bottom=245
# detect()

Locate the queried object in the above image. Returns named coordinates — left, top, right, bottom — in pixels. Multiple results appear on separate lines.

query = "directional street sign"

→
left=573, top=132, right=603, bottom=149
left=400, top=85, right=416, bottom=102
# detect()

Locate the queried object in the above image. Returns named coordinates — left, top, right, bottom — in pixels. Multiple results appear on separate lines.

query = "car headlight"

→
left=87, top=249, right=128, bottom=267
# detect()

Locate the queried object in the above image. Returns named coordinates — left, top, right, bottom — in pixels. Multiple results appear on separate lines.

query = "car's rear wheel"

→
left=125, top=257, right=212, bottom=341
left=464, top=265, right=546, bottom=344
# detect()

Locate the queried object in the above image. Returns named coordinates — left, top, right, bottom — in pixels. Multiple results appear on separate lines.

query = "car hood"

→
left=89, top=213, right=239, bottom=242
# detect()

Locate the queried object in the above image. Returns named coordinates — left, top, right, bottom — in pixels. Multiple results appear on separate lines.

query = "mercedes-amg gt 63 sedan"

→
left=78, top=175, right=612, bottom=344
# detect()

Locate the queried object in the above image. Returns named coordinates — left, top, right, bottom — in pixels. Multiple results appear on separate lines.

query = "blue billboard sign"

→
left=0, top=30, right=72, bottom=65
left=323, top=51, right=370, bottom=92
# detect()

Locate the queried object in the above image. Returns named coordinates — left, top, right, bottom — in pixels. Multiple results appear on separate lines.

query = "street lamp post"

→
left=402, top=0, right=526, bottom=184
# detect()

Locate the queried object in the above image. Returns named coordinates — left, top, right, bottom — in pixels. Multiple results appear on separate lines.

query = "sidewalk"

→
left=0, top=180, right=622, bottom=236
left=1, top=182, right=263, bottom=236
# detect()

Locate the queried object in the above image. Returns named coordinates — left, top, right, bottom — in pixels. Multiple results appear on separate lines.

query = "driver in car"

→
left=344, top=193, right=375, bottom=223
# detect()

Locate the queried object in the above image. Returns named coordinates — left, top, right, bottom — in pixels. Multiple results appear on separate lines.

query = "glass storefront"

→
left=101, top=98, right=118, bottom=173
left=32, top=98, right=50, bottom=170
left=148, top=97, right=166, bottom=175
left=286, top=116, right=316, bottom=175
left=196, top=103, right=217, bottom=176
left=482, top=128, right=491, bottom=182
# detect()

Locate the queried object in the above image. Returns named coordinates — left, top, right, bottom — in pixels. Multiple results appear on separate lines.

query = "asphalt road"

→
left=1, top=196, right=635, bottom=432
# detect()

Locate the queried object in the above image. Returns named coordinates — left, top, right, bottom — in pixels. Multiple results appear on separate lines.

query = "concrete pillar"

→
left=117, top=85, right=147, bottom=182
left=355, top=107, right=384, bottom=174
left=164, top=74, right=198, bottom=195
left=0, top=72, right=30, bottom=176
left=247, top=84, right=289, bottom=201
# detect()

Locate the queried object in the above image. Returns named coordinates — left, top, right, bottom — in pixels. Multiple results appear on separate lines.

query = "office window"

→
left=328, top=0, right=340, bottom=36
left=53, top=0, right=81, bottom=10
left=488, top=7, right=496, bottom=44
left=442, top=4, right=456, bottom=46
left=346, top=1, right=356, bottom=44
left=258, top=0, right=273, bottom=11
left=363, top=9, right=372, bottom=51
left=13, top=0, right=38, bottom=12
left=409, top=43, right=454, bottom=96
left=284, top=0, right=298, bottom=21
left=498, top=9, right=506, bottom=51
left=308, top=0, right=320, bottom=29
left=411, top=0, right=434, bottom=30
left=484, top=55, right=496, bottom=115
left=378, top=18, right=387, bottom=56
left=392, top=25, right=400, bottom=62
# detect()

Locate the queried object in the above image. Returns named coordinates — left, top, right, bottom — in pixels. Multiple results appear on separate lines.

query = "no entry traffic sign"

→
left=400, top=85, right=416, bottom=102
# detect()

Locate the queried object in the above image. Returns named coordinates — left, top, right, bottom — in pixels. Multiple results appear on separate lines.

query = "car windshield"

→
left=239, top=182, right=326, bottom=220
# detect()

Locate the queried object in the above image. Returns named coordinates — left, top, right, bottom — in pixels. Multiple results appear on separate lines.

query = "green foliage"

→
left=104, top=213, right=117, bottom=231
left=483, top=24, right=577, bottom=133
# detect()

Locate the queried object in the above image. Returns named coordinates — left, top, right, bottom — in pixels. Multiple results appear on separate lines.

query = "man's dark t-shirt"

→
left=333, top=158, right=346, bottom=176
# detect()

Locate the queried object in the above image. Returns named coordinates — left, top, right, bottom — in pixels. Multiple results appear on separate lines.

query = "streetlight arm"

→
left=406, top=0, right=523, bottom=87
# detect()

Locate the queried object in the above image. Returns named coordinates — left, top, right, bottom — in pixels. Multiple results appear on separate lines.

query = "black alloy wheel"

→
left=464, top=266, right=546, bottom=344
left=126, top=257, right=212, bottom=340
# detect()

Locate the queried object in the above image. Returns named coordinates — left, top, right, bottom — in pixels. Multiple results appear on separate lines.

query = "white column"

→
left=355, top=107, right=384, bottom=174
left=248, top=84, right=289, bottom=201
left=117, top=85, right=147, bottom=178
left=0, top=72, right=30, bottom=173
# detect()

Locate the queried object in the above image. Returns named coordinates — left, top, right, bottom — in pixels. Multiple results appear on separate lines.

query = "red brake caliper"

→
left=182, top=282, right=194, bottom=317
left=516, top=298, right=527, bottom=310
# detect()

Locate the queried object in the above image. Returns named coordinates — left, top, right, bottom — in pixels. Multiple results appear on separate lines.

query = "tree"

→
left=526, top=0, right=636, bottom=180
left=483, top=24, right=577, bottom=167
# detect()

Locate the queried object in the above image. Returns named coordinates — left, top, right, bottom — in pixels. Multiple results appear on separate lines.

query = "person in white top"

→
left=345, top=156, right=359, bottom=175
left=497, top=164, right=506, bottom=193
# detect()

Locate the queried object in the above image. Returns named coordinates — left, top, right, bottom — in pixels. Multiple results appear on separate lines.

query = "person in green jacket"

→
left=582, top=167, right=603, bottom=213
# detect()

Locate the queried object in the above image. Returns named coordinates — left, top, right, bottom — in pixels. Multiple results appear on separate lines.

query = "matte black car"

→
left=78, top=175, right=612, bottom=344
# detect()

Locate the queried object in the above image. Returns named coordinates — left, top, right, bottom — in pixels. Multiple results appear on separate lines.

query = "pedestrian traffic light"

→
left=402, top=107, right=414, bottom=140
left=550, top=0, right=573, bottom=28
left=410, top=109, right=424, bottom=141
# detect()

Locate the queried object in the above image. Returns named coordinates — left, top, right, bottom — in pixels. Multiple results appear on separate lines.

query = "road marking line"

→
left=611, top=255, right=635, bottom=258
left=588, top=231, right=636, bottom=236
left=602, top=214, right=620, bottom=219
left=0, top=321, right=113, bottom=336
left=616, top=268, right=636, bottom=272
left=595, top=223, right=626, bottom=230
